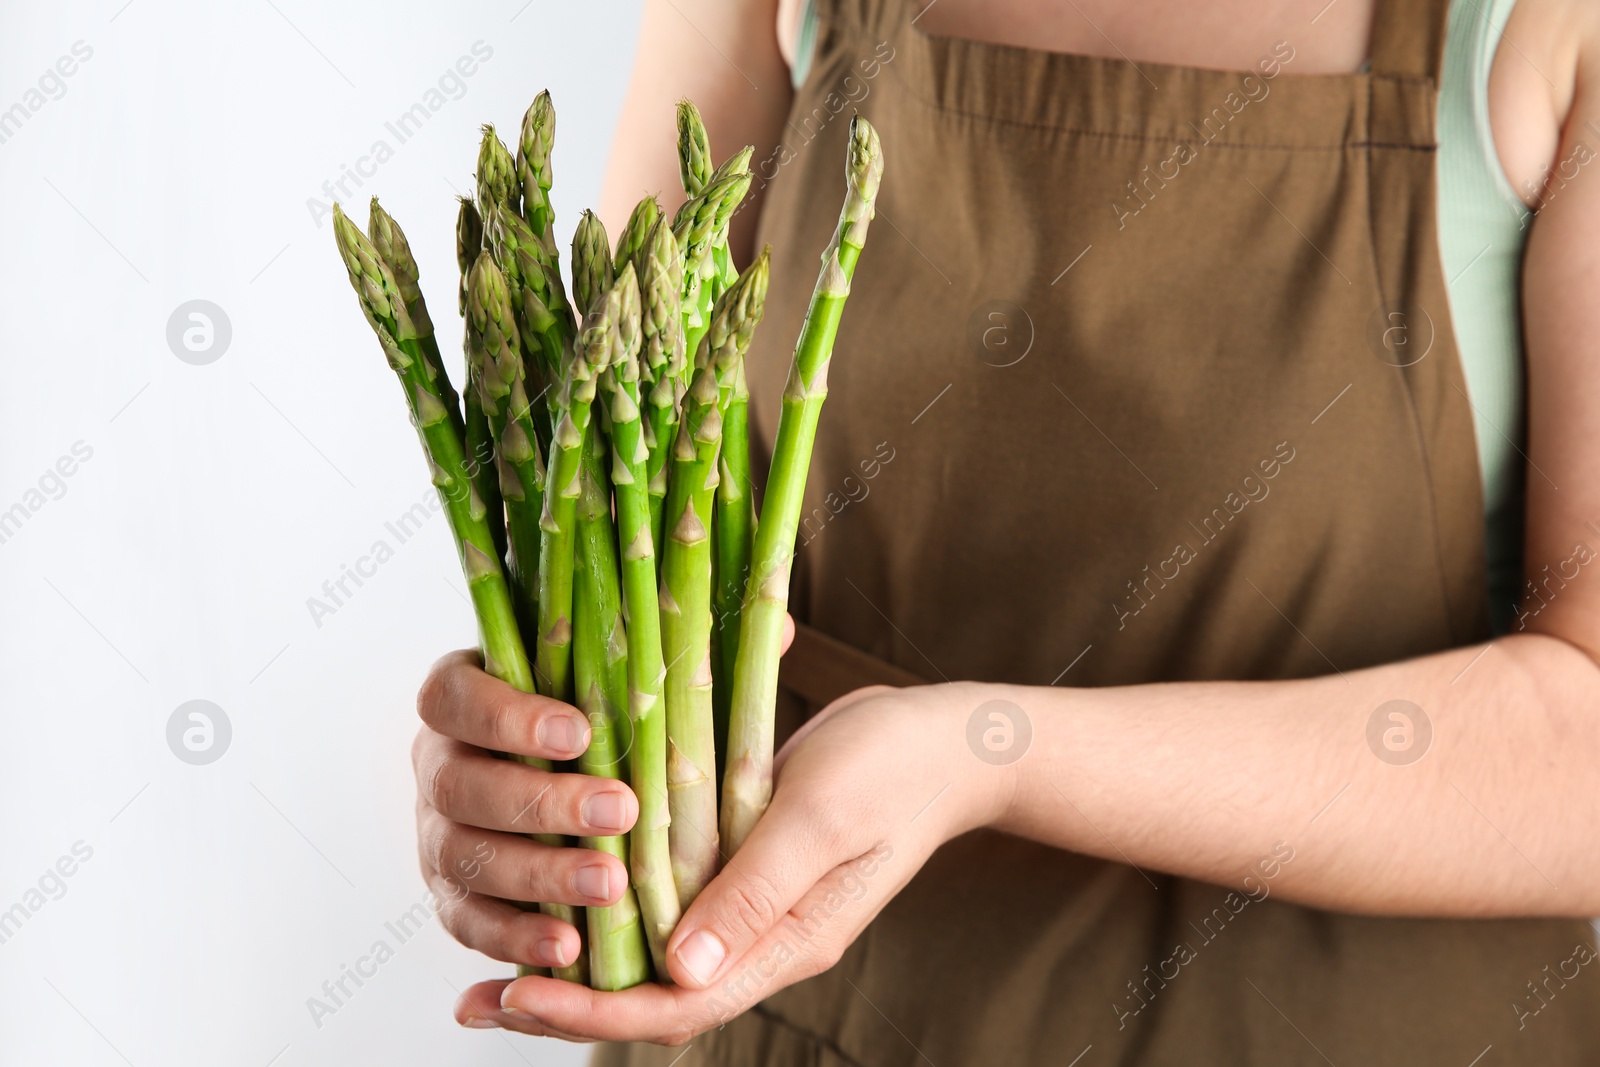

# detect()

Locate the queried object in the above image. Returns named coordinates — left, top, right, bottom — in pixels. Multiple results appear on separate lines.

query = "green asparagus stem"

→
left=462, top=248, right=589, bottom=984
left=614, top=196, right=661, bottom=279
left=708, top=249, right=770, bottom=768
left=517, top=90, right=557, bottom=244
left=454, top=197, right=509, bottom=565
left=636, top=219, right=687, bottom=556
left=574, top=333, right=650, bottom=988
left=675, top=99, right=712, bottom=197
left=465, top=254, right=544, bottom=639
left=572, top=209, right=615, bottom=321
left=721, top=117, right=883, bottom=855
left=334, top=205, right=588, bottom=982
left=658, top=260, right=767, bottom=905
left=369, top=199, right=502, bottom=572
left=476, top=125, right=520, bottom=218
left=585, top=268, right=638, bottom=765
left=333, top=204, right=524, bottom=687
left=536, top=258, right=610, bottom=704
left=601, top=267, right=682, bottom=976
left=368, top=198, right=470, bottom=444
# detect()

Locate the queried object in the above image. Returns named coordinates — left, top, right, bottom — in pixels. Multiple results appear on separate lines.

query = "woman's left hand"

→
left=454, top=681, right=1015, bottom=1044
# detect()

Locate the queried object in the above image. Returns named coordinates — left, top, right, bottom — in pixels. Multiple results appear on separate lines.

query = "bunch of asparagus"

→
left=331, top=94, right=882, bottom=990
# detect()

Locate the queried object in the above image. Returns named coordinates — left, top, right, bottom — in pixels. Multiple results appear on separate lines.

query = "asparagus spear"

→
left=462, top=249, right=591, bottom=984
left=659, top=259, right=769, bottom=904
left=660, top=351, right=725, bottom=907
left=601, top=263, right=682, bottom=975
left=708, top=249, right=771, bottom=766
left=705, top=147, right=754, bottom=303
left=465, top=254, right=544, bottom=638
left=455, top=196, right=483, bottom=316
left=572, top=277, right=651, bottom=987
left=454, top=197, right=509, bottom=565
left=572, top=209, right=615, bottom=320
left=672, top=170, right=753, bottom=362
left=517, top=90, right=557, bottom=245
left=675, top=99, right=713, bottom=197
left=536, top=257, right=610, bottom=705
left=367, top=199, right=508, bottom=569
left=367, top=199, right=470, bottom=446
left=721, top=117, right=883, bottom=855
left=476, top=125, right=520, bottom=218
left=636, top=219, right=686, bottom=554
left=334, top=206, right=588, bottom=983
left=333, top=204, right=522, bottom=686
left=583, top=268, right=637, bottom=764
left=614, top=195, right=661, bottom=280
left=483, top=201, right=572, bottom=448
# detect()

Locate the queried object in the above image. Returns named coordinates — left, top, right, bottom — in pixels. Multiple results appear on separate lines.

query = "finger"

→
left=418, top=649, right=591, bottom=760
left=419, top=808, right=628, bottom=908
left=663, top=788, right=863, bottom=989
left=713, top=842, right=907, bottom=994
left=496, top=972, right=701, bottom=1045
left=455, top=979, right=597, bottom=1041
left=415, top=732, right=637, bottom=836
left=780, top=612, right=795, bottom=655
left=429, top=873, right=582, bottom=970
left=496, top=853, right=903, bottom=1042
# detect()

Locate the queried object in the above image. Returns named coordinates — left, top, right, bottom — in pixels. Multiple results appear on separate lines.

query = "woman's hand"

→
left=451, top=680, right=1017, bottom=1044
left=412, top=650, right=643, bottom=975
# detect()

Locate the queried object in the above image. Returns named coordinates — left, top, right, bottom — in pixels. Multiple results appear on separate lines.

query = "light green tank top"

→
left=1437, top=0, right=1529, bottom=633
left=791, top=0, right=1530, bottom=631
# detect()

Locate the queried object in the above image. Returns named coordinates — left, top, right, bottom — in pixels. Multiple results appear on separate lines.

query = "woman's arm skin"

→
left=598, top=0, right=793, bottom=262
left=425, top=0, right=1600, bottom=1044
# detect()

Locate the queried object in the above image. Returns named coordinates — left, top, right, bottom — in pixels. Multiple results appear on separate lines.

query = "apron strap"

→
left=779, top=621, right=928, bottom=707
left=1367, top=0, right=1454, bottom=82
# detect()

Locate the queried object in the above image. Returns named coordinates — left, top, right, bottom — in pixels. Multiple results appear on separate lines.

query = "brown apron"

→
left=596, top=0, right=1600, bottom=1061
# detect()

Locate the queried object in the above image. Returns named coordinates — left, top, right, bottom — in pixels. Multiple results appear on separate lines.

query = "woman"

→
left=415, top=0, right=1600, bottom=1060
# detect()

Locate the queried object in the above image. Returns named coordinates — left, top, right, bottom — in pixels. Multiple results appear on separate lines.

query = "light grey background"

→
left=0, top=2, right=644, bottom=1063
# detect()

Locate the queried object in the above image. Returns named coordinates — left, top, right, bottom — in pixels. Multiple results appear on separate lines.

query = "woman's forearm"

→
left=983, top=632, right=1600, bottom=917
left=601, top=0, right=793, bottom=259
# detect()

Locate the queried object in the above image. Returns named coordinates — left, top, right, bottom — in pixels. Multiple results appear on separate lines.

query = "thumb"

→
left=663, top=791, right=838, bottom=989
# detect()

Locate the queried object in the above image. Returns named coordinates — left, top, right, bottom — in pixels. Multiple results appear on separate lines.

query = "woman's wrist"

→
left=947, top=679, right=1093, bottom=844
left=906, top=680, right=1032, bottom=838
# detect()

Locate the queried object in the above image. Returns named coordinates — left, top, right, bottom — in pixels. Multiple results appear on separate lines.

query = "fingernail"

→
left=675, top=929, right=727, bottom=985
left=461, top=1015, right=500, bottom=1029
left=536, top=713, right=583, bottom=754
left=574, top=864, right=611, bottom=902
left=582, top=792, right=627, bottom=833
left=500, top=989, right=538, bottom=1016
left=537, top=937, right=568, bottom=967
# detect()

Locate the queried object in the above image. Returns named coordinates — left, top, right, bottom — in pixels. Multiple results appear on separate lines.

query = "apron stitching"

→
left=875, top=62, right=1436, bottom=149
left=818, top=2, right=1443, bottom=87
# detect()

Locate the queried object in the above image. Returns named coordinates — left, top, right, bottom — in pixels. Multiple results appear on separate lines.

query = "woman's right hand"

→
left=412, top=649, right=640, bottom=975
